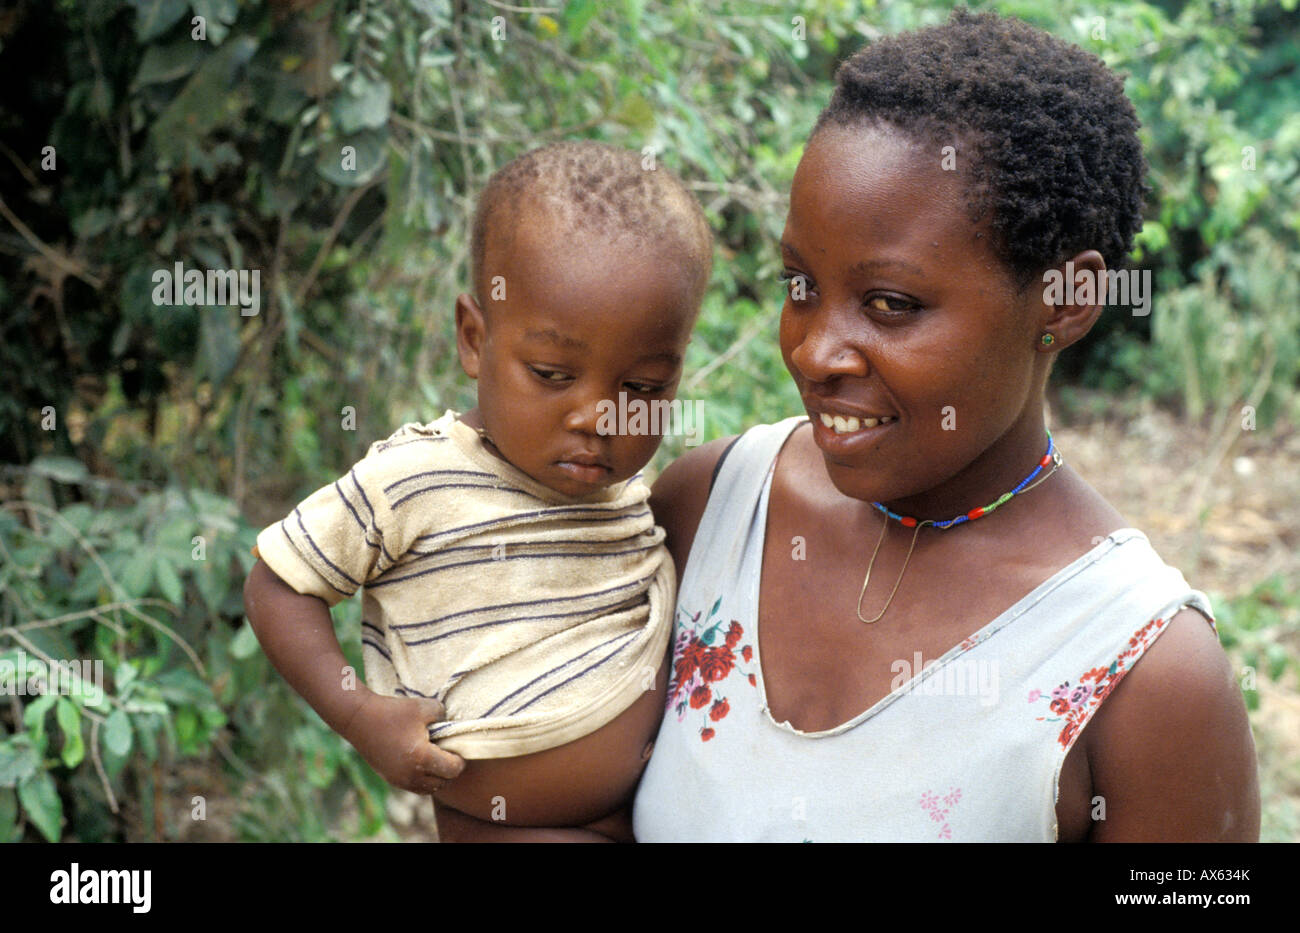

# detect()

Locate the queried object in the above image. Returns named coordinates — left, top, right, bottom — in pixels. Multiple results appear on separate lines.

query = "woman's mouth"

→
left=817, top=412, right=897, bottom=434
left=809, top=408, right=898, bottom=453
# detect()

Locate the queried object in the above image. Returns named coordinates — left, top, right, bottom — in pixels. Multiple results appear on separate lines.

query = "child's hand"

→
left=343, top=692, right=466, bottom=796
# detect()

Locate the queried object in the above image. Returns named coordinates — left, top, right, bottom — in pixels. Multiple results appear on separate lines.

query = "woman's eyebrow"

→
left=849, top=258, right=926, bottom=278
left=780, top=243, right=924, bottom=279
left=779, top=241, right=808, bottom=264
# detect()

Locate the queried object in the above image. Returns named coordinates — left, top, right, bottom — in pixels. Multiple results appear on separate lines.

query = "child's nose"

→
left=562, top=392, right=604, bottom=435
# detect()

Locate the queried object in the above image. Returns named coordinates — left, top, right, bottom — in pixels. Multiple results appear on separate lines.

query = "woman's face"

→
left=779, top=122, right=1051, bottom=512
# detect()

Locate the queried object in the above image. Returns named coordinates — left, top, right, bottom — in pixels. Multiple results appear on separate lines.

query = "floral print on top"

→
left=920, top=787, right=963, bottom=841
left=1029, top=614, right=1172, bottom=749
left=667, top=596, right=759, bottom=741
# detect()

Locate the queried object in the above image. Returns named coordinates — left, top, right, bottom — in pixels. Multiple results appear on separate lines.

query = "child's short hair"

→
left=470, top=140, right=713, bottom=306
left=815, top=8, right=1148, bottom=290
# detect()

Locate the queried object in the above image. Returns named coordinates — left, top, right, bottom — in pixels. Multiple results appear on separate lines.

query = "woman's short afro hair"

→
left=815, top=8, right=1148, bottom=289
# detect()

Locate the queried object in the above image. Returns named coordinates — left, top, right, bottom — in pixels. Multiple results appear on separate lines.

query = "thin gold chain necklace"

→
left=856, top=433, right=1064, bottom=624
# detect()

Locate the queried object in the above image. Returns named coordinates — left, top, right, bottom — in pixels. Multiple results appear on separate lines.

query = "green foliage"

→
left=0, top=467, right=379, bottom=841
left=1214, top=575, right=1300, bottom=714
left=0, top=0, right=1296, bottom=841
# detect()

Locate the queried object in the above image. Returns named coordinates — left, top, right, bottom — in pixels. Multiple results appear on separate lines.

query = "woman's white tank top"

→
left=632, top=416, right=1214, bottom=842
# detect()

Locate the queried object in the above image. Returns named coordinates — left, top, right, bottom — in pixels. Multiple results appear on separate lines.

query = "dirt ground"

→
left=1050, top=394, right=1300, bottom=842
left=167, top=393, right=1300, bottom=842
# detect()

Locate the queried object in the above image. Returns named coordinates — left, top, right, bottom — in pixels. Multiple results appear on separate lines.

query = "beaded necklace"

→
left=857, top=432, right=1064, bottom=624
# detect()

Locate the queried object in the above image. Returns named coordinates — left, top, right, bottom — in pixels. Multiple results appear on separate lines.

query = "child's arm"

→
left=243, top=559, right=465, bottom=795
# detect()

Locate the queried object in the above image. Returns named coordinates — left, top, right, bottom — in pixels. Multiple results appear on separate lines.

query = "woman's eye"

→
left=866, top=295, right=919, bottom=314
left=778, top=271, right=813, bottom=300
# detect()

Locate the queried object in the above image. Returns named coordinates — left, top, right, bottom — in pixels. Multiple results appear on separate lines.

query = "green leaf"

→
left=316, top=128, right=387, bottom=186
left=133, top=39, right=208, bottom=87
left=155, top=554, right=185, bottom=606
left=230, top=620, right=261, bottom=660
left=18, top=771, right=63, bottom=842
left=149, top=36, right=258, bottom=165
left=332, top=75, right=391, bottom=134
left=176, top=706, right=198, bottom=751
left=0, top=789, right=18, bottom=843
left=121, top=548, right=155, bottom=599
left=27, top=455, right=89, bottom=485
left=0, top=740, right=38, bottom=789
left=72, top=207, right=115, bottom=239
left=611, top=92, right=655, bottom=131
left=103, top=709, right=134, bottom=759
left=23, top=693, right=57, bottom=755
left=198, top=305, right=241, bottom=385
left=129, top=0, right=189, bottom=41
left=563, top=0, right=599, bottom=40
left=191, top=0, right=238, bottom=45
left=56, top=698, right=85, bottom=769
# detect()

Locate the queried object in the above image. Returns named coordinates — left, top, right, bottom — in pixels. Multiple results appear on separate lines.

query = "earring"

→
left=1040, top=333, right=1055, bottom=347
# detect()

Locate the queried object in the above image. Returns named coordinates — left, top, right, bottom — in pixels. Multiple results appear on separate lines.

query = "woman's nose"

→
left=788, top=306, right=868, bottom=382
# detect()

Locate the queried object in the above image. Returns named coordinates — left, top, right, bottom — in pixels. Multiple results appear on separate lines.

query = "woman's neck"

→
left=876, top=412, right=1054, bottom=525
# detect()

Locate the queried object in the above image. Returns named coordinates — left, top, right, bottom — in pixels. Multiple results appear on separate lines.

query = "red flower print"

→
left=700, top=728, right=715, bottom=742
left=748, top=674, right=756, bottom=686
left=690, top=685, right=712, bottom=709
left=742, top=645, right=753, bottom=662
left=1031, top=613, right=1174, bottom=750
left=699, top=645, right=735, bottom=683
left=725, top=621, right=742, bottom=649
left=709, top=698, right=730, bottom=721
left=675, top=639, right=705, bottom=683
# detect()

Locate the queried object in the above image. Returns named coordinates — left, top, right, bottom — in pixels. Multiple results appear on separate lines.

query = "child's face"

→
left=456, top=212, right=700, bottom=498
left=779, top=122, right=1049, bottom=509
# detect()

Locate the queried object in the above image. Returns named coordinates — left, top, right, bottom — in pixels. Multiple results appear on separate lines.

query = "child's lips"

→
left=555, top=458, right=612, bottom=484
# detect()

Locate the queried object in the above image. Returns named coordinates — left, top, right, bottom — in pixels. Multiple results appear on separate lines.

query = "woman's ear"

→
left=1036, top=249, right=1107, bottom=352
left=455, top=292, right=486, bottom=379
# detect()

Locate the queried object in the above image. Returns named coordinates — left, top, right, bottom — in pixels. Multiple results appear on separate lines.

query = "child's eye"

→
left=625, top=381, right=667, bottom=395
left=528, top=366, right=571, bottom=383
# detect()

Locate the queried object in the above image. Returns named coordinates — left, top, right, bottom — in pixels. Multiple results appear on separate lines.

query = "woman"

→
left=630, top=10, right=1259, bottom=842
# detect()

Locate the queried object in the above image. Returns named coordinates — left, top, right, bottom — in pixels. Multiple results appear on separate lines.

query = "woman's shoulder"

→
left=649, top=416, right=806, bottom=573
left=650, top=435, right=739, bottom=574
left=1080, top=604, right=1260, bottom=840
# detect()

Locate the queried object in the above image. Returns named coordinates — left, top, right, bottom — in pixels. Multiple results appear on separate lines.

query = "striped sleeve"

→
left=255, top=429, right=442, bottom=605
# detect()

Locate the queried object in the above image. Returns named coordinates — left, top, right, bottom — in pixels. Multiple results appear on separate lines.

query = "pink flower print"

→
left=1069, top=685, right=1091, bottom=706
left=1027, top=688, right=1042, bottom=703
left=1051, top=683, right=1071, bottom=702
left=919, top=787, right=961, bottom=841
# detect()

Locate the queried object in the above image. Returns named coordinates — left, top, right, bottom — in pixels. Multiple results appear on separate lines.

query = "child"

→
left=243, top=141, right=713, bottom=841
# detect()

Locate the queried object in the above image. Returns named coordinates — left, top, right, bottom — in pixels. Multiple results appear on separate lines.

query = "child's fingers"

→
left=423, top=742, right=466, bottom=780
left=416, top=697, right=448, bottom=725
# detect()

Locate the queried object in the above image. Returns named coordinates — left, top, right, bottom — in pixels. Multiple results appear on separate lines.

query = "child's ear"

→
left=455, top=293, right=486, bottom=379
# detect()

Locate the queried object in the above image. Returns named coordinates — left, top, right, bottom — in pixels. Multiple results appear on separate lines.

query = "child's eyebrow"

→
left=524, top=328, right=588, bottom=350
left=639, top=351, right=683, bottom=366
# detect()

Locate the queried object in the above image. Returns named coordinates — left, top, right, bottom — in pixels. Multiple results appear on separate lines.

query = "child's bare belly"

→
left=432, top=653, right=668, bottom=827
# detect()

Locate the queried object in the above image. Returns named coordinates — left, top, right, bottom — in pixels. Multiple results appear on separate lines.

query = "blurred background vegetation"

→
left=0, top=0, right=1296, bottom=842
